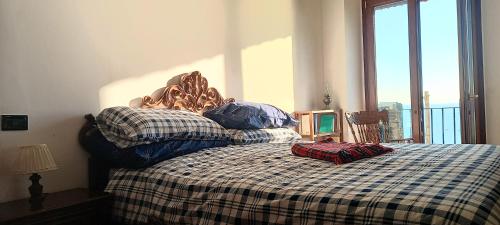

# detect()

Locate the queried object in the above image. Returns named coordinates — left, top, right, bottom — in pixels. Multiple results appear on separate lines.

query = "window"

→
left=362, top=0, right=485, bottom=144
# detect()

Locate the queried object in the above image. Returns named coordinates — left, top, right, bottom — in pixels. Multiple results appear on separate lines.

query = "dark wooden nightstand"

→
left=0, top=188, right=112, bottom=225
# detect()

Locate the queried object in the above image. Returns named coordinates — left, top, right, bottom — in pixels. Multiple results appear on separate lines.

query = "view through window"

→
left=375, top=0, right=461, bottom=144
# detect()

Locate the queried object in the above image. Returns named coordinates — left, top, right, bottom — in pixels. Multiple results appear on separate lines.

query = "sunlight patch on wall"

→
left=241, top=36, right=294, bottom=112
left=99, top=55, right=226, bottom=109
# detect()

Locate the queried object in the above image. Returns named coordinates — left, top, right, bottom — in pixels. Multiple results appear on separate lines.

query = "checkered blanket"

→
left=228, top=128, right=302, bottom=145
left=96, top=107, right=230, bottom=148
left=105, top=143, right=500, bottom=225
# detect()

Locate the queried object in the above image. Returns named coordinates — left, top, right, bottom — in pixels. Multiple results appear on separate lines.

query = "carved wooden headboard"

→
left=141, top=71, right=234, bottom=113
left=87, top=71, right=234, bottom=192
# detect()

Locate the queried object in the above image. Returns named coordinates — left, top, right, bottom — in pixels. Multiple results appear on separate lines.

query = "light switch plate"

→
left=1, top=115, right=28, bottom=131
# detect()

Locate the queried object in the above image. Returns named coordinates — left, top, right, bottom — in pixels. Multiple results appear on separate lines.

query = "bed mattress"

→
left=105, top=143, right=500, bottom=225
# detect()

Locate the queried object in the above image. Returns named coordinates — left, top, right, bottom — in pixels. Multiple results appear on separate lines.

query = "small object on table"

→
left=323, top=94, right=332, bottom=109
left=14, top=144, right=58, bottom=210
left=0, top=188, right=112, bottom=225
left=293, top=110, right=343, bottom=142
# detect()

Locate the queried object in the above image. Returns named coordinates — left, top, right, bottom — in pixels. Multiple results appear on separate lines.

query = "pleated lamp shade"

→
left=15, top=144, right=58, bottom=174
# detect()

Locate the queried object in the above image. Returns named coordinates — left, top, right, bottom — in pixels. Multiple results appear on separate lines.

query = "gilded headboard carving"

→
left=141, top=71, right=234, bottom=113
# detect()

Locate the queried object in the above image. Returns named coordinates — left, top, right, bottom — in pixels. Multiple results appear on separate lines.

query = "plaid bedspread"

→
left=106, top=143, right=500, bottom=225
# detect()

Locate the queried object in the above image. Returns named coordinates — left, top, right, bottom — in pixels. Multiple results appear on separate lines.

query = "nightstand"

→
left=0, top=188, right=112, bottom=225
left=294, top=109, right=343, bottom=142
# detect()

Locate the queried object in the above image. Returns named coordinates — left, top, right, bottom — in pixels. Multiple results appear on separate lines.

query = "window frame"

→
left=361, top=0, right=486, bottom=144
left=362, top=0, right=424, bottom=143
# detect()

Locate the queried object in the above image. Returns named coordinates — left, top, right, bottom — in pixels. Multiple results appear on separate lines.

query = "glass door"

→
left=373, top=1, right=413, bottom=141
left=420, top=0, right=461, bottom=144
left=362, top=0, right=485, bottom=144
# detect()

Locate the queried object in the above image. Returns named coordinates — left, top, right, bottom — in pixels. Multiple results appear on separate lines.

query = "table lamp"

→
left=14, top=144, right=58, bottom=210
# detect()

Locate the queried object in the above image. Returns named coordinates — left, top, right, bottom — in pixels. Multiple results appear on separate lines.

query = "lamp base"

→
left=28, top=173, right=44, bottom=210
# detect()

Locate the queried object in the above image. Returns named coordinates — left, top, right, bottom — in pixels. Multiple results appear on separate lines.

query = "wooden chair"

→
left=345, top=110, right=413, bottom=144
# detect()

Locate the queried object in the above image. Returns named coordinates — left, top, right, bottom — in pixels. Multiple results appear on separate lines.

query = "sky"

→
left=375, top=0, right=460, bottom=107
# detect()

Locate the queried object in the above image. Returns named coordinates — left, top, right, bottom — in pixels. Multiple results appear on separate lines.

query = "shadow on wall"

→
left=99, top=55, right=228, bottom=109
left=94, top=0, right=297, bottom=112
left=0, top=0, right=317, bottom=203
left=99, top=36, right=295, bottom=112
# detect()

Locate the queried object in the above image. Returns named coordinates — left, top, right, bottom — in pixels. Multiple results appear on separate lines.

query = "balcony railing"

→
left=402, top=107, right=460, bottom=144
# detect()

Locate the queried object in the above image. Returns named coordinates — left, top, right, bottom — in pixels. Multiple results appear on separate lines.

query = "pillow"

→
left=96, top=107, right=230, bottom=148
left=228, top=128, right=302, bottom=145
left=80, top=123, right=228, bottom=168
left=203, top=102, right=298, bottom=129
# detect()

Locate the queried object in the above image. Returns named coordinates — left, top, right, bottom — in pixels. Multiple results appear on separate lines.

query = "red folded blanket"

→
left=291, top=141, right=393, bottom=164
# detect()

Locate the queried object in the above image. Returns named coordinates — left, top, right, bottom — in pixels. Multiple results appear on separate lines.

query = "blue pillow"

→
left=203, top=102, right=298, bottom=129
left=114, top=140, right=227, bottom=168
left=80, top=123, right=228, bottom=168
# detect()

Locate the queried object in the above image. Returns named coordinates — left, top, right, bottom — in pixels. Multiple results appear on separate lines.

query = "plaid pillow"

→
left=228, top=128, right=301, bottom=145
left=291, top=142, right=393, bottom=164
left=96, top=107, right=230, bottom=148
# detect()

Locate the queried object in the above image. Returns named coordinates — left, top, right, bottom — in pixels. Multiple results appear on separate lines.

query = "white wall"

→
left=0, top=0, right=227, bottom=203
left=482, top=0, right=500, bottom=145
left=0, top=0, right=323, bottom=202
left=293, top=0, right=325, bottom=110
left=322, top=0, right=364, bottom=141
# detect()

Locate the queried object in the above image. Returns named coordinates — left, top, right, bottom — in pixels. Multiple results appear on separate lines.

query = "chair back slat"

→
left=383, top=119, right=391, bottom=143
left=345, top=110, right=390, bottom=144
left=357, top=125, right=365, bottom=143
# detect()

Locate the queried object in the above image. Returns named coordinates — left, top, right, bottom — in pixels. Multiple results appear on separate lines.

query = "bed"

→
left=85, top=72, right=500, bottom=225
